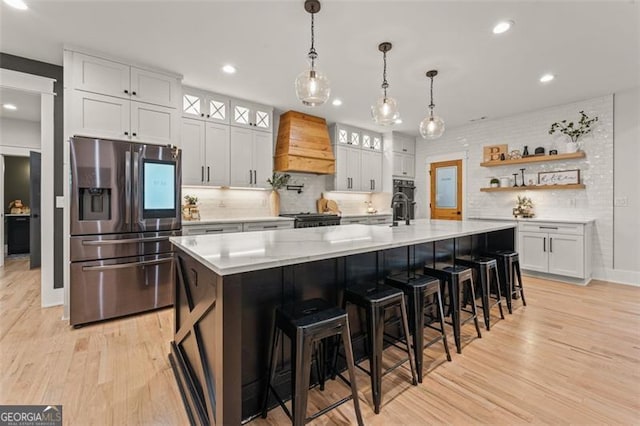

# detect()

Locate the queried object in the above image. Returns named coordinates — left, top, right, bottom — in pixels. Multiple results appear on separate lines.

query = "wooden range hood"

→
left=274, top=110, right=335, bottom=174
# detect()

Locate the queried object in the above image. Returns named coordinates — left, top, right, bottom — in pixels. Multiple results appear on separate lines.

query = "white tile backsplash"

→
left=415, top=95, right=614, bottom=271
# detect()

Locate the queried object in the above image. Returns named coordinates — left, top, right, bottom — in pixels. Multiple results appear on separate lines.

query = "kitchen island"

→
left=169, top=219, right=516, bottom=425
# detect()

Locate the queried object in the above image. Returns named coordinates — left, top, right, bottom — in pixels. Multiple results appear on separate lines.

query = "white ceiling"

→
left=0, top=87, right=41, bottom=122
left=1, top=1, right=638, bottom=135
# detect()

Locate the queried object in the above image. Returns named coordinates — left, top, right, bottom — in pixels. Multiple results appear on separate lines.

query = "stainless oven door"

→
left=132, top=143, right=181, bottom=232
left=70, top=253, right=174, bottom=326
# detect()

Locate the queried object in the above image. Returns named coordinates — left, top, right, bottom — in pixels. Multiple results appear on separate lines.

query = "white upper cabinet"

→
left=392, top=152, right=415, bottom=178
left=392, top=133, right=415, bottom=155
left=361, top=150, right=382, bottom=191
left=229, top=127, right=272, bottom=188
left=130, top=67, right=180, bottom=108
left=181, top=119, right=207, bottom=185
left=182, top=87, right=230, bottom=124
left=130, top=101, right=178, bottom=145
left=329, top=124, right=384, bottom=192
left=205, top=123, right=231, bottom=186
left=72, top=91, right=130, bottom=140
left=230, top=99, right=272, bottom=132
left=362, top=131, right=383, bottom=151
left=70, top=51, right=180, bottom=109
left=180, top=119, right=230, bottom=186
left=72, top=53, right=130, bottom=99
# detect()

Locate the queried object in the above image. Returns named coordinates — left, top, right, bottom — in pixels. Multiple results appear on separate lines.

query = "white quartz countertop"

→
left=182, top=216, right=295, bottom=226
left=470, top=216, right=595, bottom=224
left=170, top=219, right=515, bottom=276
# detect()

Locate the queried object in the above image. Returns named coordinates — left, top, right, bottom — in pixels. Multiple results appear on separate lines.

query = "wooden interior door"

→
left=430, top=159, right=463, bottom=220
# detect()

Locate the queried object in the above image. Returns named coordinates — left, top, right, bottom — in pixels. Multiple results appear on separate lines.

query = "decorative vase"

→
left=566, top=141, right=579, bottom=153
left=269, top=190, right=280, bottom=217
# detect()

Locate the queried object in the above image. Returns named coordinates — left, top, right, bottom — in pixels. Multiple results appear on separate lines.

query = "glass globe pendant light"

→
left=371, top=42, right=400, bottom=125
left=419, top=70, right=445, bottom=139
left=295, top=0, right=330, bottom=106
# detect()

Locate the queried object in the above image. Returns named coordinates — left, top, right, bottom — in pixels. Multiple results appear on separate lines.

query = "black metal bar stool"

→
left=385, top=272, right=452, bottom=383
left=261, top=298, right=363, bottom=426
left=455, top=256, right=505, bottom=330
left=485, top=250, right=527, bottom=314
left=341, top=282, right=418, bottom=414
left=423, top=265, right=482, bottom=354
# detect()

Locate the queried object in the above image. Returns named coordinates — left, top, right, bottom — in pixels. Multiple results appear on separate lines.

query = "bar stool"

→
left=455, top=256, right=505, bottom=330
left=423, top=265, right=482, bottom=354
left=485, top=250, right=527, bottom=314
left=341, top=282, right=418, bottom=414
left=385, top=272, right=452, bottom=383
left=261, top=298, right=363, bottom=426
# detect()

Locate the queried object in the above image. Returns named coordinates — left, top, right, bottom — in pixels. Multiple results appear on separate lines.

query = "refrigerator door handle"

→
left=133, top=151, right=140, bottom=222
left=82, top=236, right=168, bottom=245
left=82, top=257, right=172, bottom=272
left=125, top=151, right=131, bottom=225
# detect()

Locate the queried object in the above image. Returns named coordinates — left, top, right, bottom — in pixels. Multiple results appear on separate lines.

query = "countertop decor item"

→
left=483, top=144, right=508, bottom=162
left=419, top=70, right=445, bottom=139
left=8, top=199, right=30, bottom=215
left=513, top=195, right=534, bottom=218
left=520, top=168, right=526, bottom=187
left=295, top=0, right=330, bottom=106
left=182, top=195, right=200, bottom=221
left=371, top=42, right=400, bottom=126
left=509, top=150, right=522, bottom=160
left=512, top=173, right=519, bottom=187
left=523, top=146, right=530, bottom=156
left=267, top=172, right=291, bottom=216
left=490, top=178, right=500, bottom=188
left=534, top=147, right=545, bottom=155
left=538, top=169, right=580, bottom=185
left=549, top=110, right=599, bottom=152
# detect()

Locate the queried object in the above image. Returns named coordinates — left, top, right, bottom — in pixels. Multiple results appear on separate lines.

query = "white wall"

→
left=0, top=117, right=40, bottom=150
left=415, top=95, right=631, bottom=283
left=613, top=87, right=640, bottom=278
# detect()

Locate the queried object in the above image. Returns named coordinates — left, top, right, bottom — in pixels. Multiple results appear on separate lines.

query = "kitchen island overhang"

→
left=168, top=220, right=516, bottom=425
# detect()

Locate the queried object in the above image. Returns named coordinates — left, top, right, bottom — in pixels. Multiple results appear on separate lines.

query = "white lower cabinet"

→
left=182, top=223, right=243, bottom=235
left=180, top=118, right=230, bottom=186
left=518, top=221, right=590, bottom=280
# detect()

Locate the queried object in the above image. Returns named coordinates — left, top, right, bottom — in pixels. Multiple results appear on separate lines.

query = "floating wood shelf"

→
left=480, top=151, right=586, bottom=167
left=480, top=184, right=586, bottom=192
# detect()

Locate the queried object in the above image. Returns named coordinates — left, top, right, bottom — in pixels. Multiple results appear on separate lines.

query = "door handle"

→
left=31, top=213, right=39, bottom=218
left=550, top=237, right=553, bottom=253
left=249, top=169, right=253, bottom=184
left=207, top=166, right=210, bottom=182
left=543, top=237, right=546, bottom=252
left=253, top=170, right=257, bottom=185
left=125, top=151, right=131, bottom=225
left=82, top=257, right=172, bottom=271
left=82, top=236, right=169, bottom=245
left=201, top=166, right=205, bottom=182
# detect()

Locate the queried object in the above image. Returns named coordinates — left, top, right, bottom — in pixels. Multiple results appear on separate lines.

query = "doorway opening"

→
left=429, top=158, right=464, bottom=220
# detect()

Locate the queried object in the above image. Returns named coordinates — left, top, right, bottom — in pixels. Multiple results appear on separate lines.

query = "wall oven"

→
left=70, top=136, right=181, bottom=326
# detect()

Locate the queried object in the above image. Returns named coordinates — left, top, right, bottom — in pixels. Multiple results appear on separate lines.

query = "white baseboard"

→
left=593, top=267, right=640, bottom=286
left=521, top=270, right=590, bottom=286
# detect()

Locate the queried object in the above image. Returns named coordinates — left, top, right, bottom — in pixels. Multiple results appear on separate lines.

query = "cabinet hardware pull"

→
left=201, top=113, right=205, bottom=117
left=249, top=170, right=253, bottom=184
left=403, top=148, right=407, bottom=152
left=82, top=257, right=172, bottom=271
left=253, top=170, right=257, bottom=185
left=550, top=237, right=553, bottom=253
left=124, top=131, right=129, bottom=136
left=539, top=226, right=558, bottom=230
left=132, top=91, right=137, bottom=96
left=543, top=237, right=546, bottom=252
left=124, top=89, right=129, bottom=94
left=207, top=166, right=210, bottom=182
left=132, top=132, right=137, bottom=137
left=263, top=225, right=278, bottom=229
left=207, top=114, right=210, bottom=118
left=201, top=166, right=204, bottom=182
left=205, top=229, right=224, bottom=233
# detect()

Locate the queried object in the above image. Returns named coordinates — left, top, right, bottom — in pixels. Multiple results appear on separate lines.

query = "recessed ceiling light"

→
left=492, top=20, right=514, bottom=34
left=540, top=73, right=555, bottom=83
left=222, top=64, right=236, bottom=74
left=394, top=118, right=402, bottom=124
left=332, top=99, right=342, bottom=106
left=3, top=0, right=28, bottom=10
left=3, top=104, right=17, bottom=110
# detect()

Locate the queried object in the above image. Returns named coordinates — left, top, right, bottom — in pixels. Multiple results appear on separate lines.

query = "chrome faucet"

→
left=390, top=192, right=411, bottom=226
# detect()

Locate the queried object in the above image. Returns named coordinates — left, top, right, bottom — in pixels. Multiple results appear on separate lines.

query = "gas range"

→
left=279, top=213, right=341, bottom=228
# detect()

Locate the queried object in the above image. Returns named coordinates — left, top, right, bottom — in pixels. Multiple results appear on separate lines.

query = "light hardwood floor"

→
left=1, top=257, right=639, bottom=425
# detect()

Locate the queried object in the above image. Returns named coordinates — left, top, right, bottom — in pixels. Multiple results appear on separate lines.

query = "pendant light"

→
left=295, top=0, right=330, bottom=106
left=371, top=42, right=399, bottom=126
left=419, top=70, right=445, bottom=139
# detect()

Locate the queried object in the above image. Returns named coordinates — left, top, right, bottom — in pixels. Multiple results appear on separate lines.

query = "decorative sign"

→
left=538, top=169, right=580, bottom=185
left=483, top=144, right=508, bottom=162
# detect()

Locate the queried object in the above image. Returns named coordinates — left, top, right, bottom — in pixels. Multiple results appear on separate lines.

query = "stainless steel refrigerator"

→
left=69, top=136, right=181, bottom=326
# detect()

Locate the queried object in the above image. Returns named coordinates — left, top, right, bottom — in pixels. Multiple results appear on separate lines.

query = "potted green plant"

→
left=548, top=110, right=598, bottom=153
left=513, top=195, right=534, bottom=218
left=183, top=195, right=199, bottom=220
left=490, top=178, right=500, bottom=188
left=266, top=172, right=291, bottom=216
